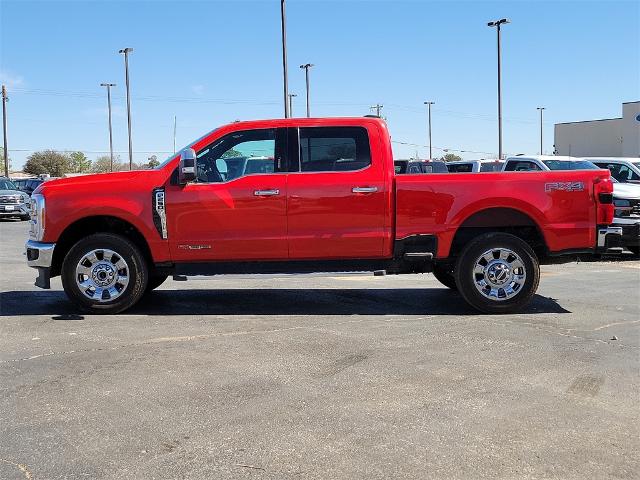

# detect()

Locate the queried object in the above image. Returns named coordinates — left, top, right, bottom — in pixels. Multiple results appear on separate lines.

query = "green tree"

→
left=91, top=155, right=122, bottom=173
left=221, top=148, right=242, bottom=159
left=441, top=153, right=462, bottom=162
left=24, top=150, right=71, bottom=176
left=147, top=155, right=160, bottom=168
left=69, top=151, right=92, bottom=173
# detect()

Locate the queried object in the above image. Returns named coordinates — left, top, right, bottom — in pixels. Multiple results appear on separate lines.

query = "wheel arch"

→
left=448, top=207, right=548, bottom=260
left=51, top=215, right=152, bottom=277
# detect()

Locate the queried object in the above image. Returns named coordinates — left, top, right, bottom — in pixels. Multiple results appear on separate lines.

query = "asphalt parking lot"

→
left=1, top=219, right=639, bottom=479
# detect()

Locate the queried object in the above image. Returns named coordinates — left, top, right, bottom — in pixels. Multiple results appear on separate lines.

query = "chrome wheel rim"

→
left=75, top=249, right=130, bottom=302
left=472, top=247, right=526, bottom=302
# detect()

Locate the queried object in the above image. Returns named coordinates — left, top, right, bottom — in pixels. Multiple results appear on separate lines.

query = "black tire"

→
left=20, top=214, right=30, bottom=221
left=432, top=264, right=457, bottom=290
left=455, top=233, right=540, bottom=314
left=61, top=233, right=148, bottom=314
left=145, top=273, right=168, bottom=293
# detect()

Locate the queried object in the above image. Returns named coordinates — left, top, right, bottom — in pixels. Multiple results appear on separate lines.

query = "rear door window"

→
left=298, top=127, right=371, bottom=172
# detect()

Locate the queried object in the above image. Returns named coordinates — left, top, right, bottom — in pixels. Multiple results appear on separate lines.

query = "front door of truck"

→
left=286, top=125, right=388, bottom=259
left=165, top=128, right=289, bottom=262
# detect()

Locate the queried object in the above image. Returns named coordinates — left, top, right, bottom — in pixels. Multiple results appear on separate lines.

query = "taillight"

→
left=594, top=176, right=614, bottom=224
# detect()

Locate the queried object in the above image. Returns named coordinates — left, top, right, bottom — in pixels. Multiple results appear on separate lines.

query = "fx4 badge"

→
left=545, top=182, right=585, bottom=192
left=177, top=244, right=212, bottom=250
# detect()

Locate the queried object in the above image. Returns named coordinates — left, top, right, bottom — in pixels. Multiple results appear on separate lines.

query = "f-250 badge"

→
left=545, top=182, right=584, bottom=192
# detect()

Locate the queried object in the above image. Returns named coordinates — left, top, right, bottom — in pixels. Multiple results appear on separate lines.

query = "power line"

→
left=391, top=140, right=497, bottom=156
left=8, top=149, right=174, bottom=154
left=9, top=88, right=549, bottom=124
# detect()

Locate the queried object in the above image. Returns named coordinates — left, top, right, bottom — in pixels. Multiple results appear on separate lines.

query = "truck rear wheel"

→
left=455, top=233, right=539, bottom=314
left=432, top=264, right=457, bottom=290
left=61, top=233, right=148, bottom=314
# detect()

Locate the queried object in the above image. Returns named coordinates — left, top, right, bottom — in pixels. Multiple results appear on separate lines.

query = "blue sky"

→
left=1, top=0, right=638, bottom=169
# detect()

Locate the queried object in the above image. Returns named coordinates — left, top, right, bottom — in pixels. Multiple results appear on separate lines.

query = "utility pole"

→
left=424, top=101, right=435, bottom=159
left=288, top=93, right=297, bottom=117
left=173, top=115, right=177, bottom=154
left=100, top=83, right=116, bottom=172
left=280, top=0, right=290, bottom=118
left=299, top=63, right=314, bottom=117
left=488, top=18, right=510, bottom=160
left=119, top=47, right=134, bottom=169
left=370, top=104, right=383, bottom=117
left=537, top=107, right=545, bottom=155
left=1, top=85, right=8, bottom=177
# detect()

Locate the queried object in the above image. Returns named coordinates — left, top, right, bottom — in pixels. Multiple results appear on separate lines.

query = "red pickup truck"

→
left=25, top=117, right=619, bottom=314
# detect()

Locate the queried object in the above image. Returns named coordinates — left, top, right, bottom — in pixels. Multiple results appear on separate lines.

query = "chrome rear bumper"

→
left=597, top=226, right=623, bottom=248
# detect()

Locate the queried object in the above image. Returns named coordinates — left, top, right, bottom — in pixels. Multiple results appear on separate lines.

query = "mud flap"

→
left=35, top=267, right=51, bottom=289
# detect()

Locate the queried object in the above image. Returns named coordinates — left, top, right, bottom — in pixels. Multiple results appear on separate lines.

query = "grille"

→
left=631, top=200, right=640, bottom=217
left=0, top=195, right=21, bottom=205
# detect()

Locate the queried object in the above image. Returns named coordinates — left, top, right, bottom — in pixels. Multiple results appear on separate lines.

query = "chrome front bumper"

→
left=25, top=240, right=56, bottom=268
left=597, top=226, right=623, bottom=248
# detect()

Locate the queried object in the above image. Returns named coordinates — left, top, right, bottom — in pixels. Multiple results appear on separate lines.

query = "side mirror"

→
left=178, top=148, right=197, bottom=185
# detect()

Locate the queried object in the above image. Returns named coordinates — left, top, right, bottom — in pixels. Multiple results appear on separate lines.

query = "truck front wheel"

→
left=61, top=233, right=148, bottom=314
left=455, top=233, right=540, bottom=314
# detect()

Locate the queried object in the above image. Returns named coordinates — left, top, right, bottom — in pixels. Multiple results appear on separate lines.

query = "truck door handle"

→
left=254, top=189, right=280, bottom=196
left=352, top=186, right=378, bottom=193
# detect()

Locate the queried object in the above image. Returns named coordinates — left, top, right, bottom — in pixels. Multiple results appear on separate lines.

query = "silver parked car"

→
left=0, top=177, right=31, bottom=221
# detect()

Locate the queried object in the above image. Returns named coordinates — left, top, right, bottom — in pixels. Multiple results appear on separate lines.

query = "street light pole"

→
left=119, top=47, right=134, bottom=169
left=537, top=107, right=545, bottom=155
left=280, top=0, right=290, bottom=118
left=300, top=63, right=314, bottom=117
left=1, top=85, right=8, bottom=178
left=488, top=18, right=510, bottom=160
left=424, top=101, right=435, bottom=159
left=173, top=115, right=177, bottom=154
left=288, top=93, right=297, bottom=117
left=100, top=83, right=116, bottom=172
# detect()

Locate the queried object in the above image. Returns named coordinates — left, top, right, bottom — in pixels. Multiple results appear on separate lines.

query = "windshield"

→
left=542, top=160, right=599, bottom=171
left=0, top=179, right=18, bottom=190
left=633, top=162, right=640, bottom=170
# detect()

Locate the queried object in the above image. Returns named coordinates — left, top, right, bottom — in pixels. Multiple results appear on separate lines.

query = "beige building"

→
left=554, top=101, right=640, bottom=157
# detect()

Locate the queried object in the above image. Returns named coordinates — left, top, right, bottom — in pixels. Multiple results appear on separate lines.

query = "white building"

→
left=554, top=101, right=639, bottom=157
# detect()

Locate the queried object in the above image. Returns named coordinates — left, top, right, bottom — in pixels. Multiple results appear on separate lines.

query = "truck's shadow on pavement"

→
left=0, top=288, right=570, bottom=317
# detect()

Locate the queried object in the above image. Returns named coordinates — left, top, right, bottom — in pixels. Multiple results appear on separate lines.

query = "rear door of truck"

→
left=286, top=123, right=389, bottom=259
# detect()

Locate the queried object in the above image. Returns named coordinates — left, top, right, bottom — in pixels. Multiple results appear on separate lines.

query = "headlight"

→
left=29, top=194, right=46, bottom=241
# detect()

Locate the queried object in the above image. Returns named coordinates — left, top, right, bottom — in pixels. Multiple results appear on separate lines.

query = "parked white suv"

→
left=502, top=155, right=598, bottom=172
left=584, top=158, right=640, bottom=184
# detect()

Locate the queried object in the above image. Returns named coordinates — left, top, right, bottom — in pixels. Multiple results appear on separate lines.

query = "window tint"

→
left=299, top=127, right=371, bottom=172
left=479, top=162, right=502, bottom=172
left=0, top=179, right=17, bottom=190
left=595, top=163, right=640, bottom=183
left=195, top=129, right=276, bottom=183
left=542, top=160, right=597, bottom=171
left=447, top=163, right=473, bottom=173
left=431, top=162, right=449, bottom=173
left=504, top=161, right=542, bottom=172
